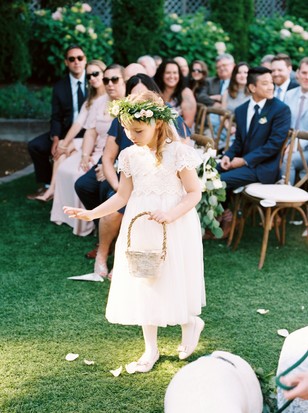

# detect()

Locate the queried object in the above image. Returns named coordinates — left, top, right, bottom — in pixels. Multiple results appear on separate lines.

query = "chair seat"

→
left=245, top=183, right=308, bottom=203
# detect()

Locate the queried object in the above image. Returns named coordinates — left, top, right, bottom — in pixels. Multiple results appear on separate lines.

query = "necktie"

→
left=276, top=87, right=282, bottom=100
left=294, top=96, right=305, bottom=130
left=219, top=80, right=225, bottom=94
left=77, top=81, right=84, bottom=112
left=248, top=104, right=260, bottom=136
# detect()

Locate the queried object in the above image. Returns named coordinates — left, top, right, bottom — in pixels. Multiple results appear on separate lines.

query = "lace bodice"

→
left=118, top=141, right=202, bottom=196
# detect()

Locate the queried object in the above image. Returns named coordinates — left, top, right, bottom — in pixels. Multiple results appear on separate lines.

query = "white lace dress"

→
left=105, top=141, right=206, bottom=327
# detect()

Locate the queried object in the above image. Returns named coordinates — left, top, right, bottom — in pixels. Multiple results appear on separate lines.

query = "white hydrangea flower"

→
left=283, top=20, right=294, bottom=29
left=215, top=42, right=226, bottom=54
left=292, top=25, right=304, bottom=34
left=280, top=29, right=292, bottom=39
left=52, top=10, right=62, bottom=20
left=76, top=24, right=86, bottom=33
left=301, top=31, right=308, bottom=40
left=170, top=24, right=182, bottom=33
left=82, top=3, right=92, bottom=12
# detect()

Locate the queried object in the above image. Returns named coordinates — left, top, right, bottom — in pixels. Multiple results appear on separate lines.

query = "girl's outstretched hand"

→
left=63, top=206, right=94, bottom=221
left=149, top=210, right=172, bottom=224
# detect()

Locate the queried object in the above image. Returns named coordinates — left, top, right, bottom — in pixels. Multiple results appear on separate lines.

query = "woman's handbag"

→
left=126, top=211, right=167, bottom=278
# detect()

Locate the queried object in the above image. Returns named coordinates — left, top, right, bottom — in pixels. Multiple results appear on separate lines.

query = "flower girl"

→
left=64, top=91, right=206, bottom=373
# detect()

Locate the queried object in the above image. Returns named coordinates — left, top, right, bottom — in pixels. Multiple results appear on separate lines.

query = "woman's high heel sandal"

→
left=178, top=316, right=205, bottom=360
left=94, top=258, right=108, bottom=278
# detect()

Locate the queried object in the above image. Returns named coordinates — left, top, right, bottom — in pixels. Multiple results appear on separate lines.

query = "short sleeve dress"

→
left=105, top=141, right=206, bottom=327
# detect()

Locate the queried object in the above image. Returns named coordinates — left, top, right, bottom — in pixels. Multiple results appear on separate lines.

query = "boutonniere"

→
left=259, top=117, right=267, bottom=124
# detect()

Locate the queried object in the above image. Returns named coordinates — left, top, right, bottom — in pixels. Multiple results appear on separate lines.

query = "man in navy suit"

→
left=271, top=53, right=298, bottom=101
left=219, top=66, right=291, bottom=190
left=27, top=45, right=87, bottom=199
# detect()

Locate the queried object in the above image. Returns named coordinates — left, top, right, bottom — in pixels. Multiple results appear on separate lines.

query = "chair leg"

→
left=259, top=208, right=272, bottom=270
left=233, top=215, right=246, bottom=250
left=227, top=195, right=241, bottom=247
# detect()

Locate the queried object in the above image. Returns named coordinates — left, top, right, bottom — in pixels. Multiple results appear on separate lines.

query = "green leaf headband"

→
left=109, top=97, right=179, bottom=126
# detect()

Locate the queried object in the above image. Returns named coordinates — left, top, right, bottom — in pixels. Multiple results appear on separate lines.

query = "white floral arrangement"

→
left=196, top=147, right=226, bottom=238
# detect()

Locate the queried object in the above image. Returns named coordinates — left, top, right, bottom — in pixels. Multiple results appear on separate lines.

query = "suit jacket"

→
left=196, top=76, right=221, bottom=106
left=287, top=79, right=299, bottom=92
left=225, top=98, right=291, bottom=183
left=285, top=86, right=308, bottom=150
left=50, top=75, right=87, bottom=139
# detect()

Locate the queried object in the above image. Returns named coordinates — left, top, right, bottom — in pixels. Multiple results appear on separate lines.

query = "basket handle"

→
left=127, top=211, right=167, bottom=260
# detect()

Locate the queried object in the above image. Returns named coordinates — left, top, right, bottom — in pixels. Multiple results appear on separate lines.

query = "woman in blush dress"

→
left=50, top=63, right=126, bottom=236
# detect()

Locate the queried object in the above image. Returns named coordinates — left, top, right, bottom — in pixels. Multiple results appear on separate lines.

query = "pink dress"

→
left=50, top=94, right=112, bottom=236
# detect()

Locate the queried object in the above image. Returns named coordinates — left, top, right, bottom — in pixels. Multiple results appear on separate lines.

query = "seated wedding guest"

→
left=154, top=59, right=196, bottom=129
left=174, top=56, right=190, bottom=86
left=50, top=64, right=126, bottom=236
left=189, top=60, right=209, bottom=104
left=123, top=63, right=147, bottom=82
left=35, top=59, right=106, bottom=202
left=219, top=67, right=291, bottom=190
left=260, top=54, right=275, bottom=70
left=277, top=326, right=308, bottom=413
left=281, top=57, right=308, bottom=186
left=220, top=62, right=250, bottom=147
left=27, top=45, right=87, bottom=199
left=165, top=351, right=263, bottom=413
left=137, top=55, right=157, bottom=77
left=222, top=62, right=250, bottom=113
left=197, top=53, right=235, bottom=108
left=271, top=53, right=298, bottom=101
left=75, top=74, right=162, bottom=277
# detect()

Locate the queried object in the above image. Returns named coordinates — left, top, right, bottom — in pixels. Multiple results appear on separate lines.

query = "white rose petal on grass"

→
left=110, top=366, right=123, bottom=377
left=125, top=362, right=137, bottom=374
left=84, top=359, right=95, bottom=365
left=301, top=306, right=305, bottom=310
left=257, top=309, right=269, bottom=315
left=65, top=353, right=79, bottom=361
left=277, top=329, right=289, bottom=338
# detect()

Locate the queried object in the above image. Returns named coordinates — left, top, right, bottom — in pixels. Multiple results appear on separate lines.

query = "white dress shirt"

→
left=69, top=71, right=86, bottom=122
left=274, top=79, right=290, bottom=102
left=246, top=98, right=266, bottom=133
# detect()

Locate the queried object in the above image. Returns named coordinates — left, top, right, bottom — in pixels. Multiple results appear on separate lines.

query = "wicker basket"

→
left=126, top=211, right=167, bottom=278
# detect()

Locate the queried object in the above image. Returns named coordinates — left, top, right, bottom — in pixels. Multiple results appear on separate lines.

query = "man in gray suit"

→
left=197, top=53, right=235, bottom=107
left=281, top=57, right=308, bottom=185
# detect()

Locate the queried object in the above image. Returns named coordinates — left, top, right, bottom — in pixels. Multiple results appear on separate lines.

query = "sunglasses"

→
left=103, top=76, right=121, bottom=85
left=86, top=71, right=101, bottom=80
left=192, top=69, right=203, bottom=73
left=67, top=55, right=85, bottom=63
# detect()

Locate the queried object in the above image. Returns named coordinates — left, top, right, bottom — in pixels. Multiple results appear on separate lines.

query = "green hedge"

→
left=111, top=0, right=164, bottom=65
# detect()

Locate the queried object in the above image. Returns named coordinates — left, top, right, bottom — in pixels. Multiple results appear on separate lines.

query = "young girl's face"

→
left=125, top=120, right=157, bottom=149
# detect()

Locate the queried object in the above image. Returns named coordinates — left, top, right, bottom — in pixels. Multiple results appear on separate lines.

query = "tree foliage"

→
left=0, top=2, right=31, bottom=82
left=287, top=0, right=308, bottom=21
left=209, top=0, right=254, bottom=61
left=111, top=0, right=164, bottom=65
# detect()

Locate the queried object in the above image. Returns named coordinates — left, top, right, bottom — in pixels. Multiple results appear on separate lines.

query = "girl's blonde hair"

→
left=86, top=59, right=106, bottom=108
left=121, top=91, right=178, bottom=165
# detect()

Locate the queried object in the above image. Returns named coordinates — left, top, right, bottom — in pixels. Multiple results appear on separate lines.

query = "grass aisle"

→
left=0, top=175, right=307, bottom=412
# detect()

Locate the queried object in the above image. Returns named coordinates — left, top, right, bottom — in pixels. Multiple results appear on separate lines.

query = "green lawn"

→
left=0, top=175, right=307, bottom=413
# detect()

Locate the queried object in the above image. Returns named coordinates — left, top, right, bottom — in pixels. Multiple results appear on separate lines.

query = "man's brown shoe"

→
left=85, top=246, right=98, bottom=259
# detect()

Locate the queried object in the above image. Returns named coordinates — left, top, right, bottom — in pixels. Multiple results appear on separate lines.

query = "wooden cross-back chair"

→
left=193, top=104, right=234, bottom=151
left=227, top=129, right=308, bottom=269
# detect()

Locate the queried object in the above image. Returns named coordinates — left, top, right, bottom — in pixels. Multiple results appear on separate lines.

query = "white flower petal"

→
left=301, top=306, right=305, bottom=310
left=277, top=329, right=289, bottom=337
left=110, top=366, right=123, bottom=377
left=125, top=362, right=137, bottom=374
left=257, top=309, right=269, bottom=315
left=65, top=353, right=79, bottom=361
left=84, top=359, right=95, bottom=365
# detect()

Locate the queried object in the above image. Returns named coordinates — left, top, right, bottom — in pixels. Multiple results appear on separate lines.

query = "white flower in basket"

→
left=126, top=212, right=167, bottom=279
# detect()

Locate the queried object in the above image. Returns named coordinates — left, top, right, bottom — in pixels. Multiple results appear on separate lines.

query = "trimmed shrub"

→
left=209, top=0, right=254, bottom=62
left=0, top=84, right=52, bottom=119
left=160, top=9, right=233, bottom=76
left=287, top=0, right=308, bottom=21
left=248, top=15, right=308, bottom=68
left=30, top=2, right=113, bottom=82
left=112, top=0, right=164, bottom=65
left=0, top=2, right=31, bottom=82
